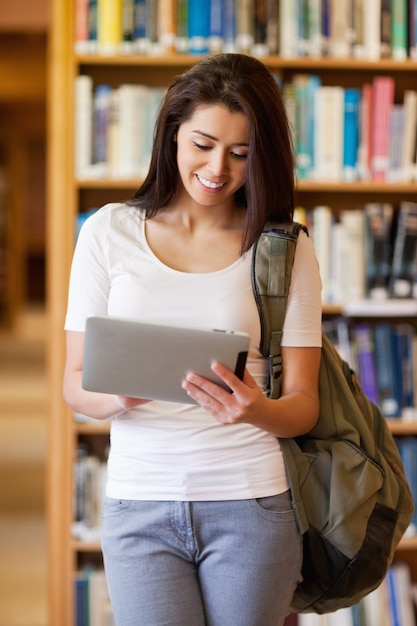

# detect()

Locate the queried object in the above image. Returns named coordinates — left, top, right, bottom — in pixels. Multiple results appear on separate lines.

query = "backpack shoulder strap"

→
left=251, top=221, right=307, bottom=399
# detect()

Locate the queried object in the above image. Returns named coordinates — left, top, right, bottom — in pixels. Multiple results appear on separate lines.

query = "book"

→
left=97, top=0, right=122, bottom=54
left=188, top=0, right=210, bottom=53
left=373, top=322, right=402, bottom=417
left=329, top=0, right=351, bottom=57
left=370, top=75, right=395, bottom=181
left=266, top=0, right=279, bottom=55
left=364, top=202, right=394, bottom=300
left=175, top=0, right=188, bottom=52
left=314, top=86, right=344, bottom=181
left=88, top=0, right=99, bottom=52
left=387, top=104, right=405, bottom=182
left=339, top=209, right=366, bottom=302
left=352, top=0, right=365, bottom=57
left=252, top=0, right=269, bottom=57
left=311, top=205, right=332, bottom=303
left=389, top=201, right=417, bottom=298
left=389, top=562, right=416, bottom=626
left=120, top=0, right=135, bottom=52
left=93, top=84, right=112, bottom=172
left=357, top=82, right=372, bottom=180
left=209, top=0, right=224, bottom=53
left=363, top=0, right=381, bottom=59
left=74, top=75, right=93, bottom=178
left=235, top=0, right=254, bottom=53
left=293, top=73, right=321, bottom=179
left=343, top=88, right=360, bottom=181
left=352, top=322, right=379, bottom=405
left=134, top=0, right=151, bottom=53
left=396, top=437, right=417, bottom=535
left=74, top=0, right=91, bottom=53
left=307, top=0, right=323, bottom=56
left=222, top=0, right=237, bottom=52
left=401, top=90, right=417, bottom=182
left=157, top=0, right=176, bottom=52
left=380, top=0, right=391, bottom=58
left=279, top=0, right=298, bottom=57
left=391, top=0, right=408, bottom=61
left=392, top=323, right=415, bottom=411
left=410, top=0, right=417, bottom=59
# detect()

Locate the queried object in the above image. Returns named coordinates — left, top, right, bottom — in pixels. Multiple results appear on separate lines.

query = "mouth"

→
left=196, top=174, right=226, bottom=190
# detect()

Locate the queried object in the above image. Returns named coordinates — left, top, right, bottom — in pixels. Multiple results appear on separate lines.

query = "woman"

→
left=64, top=53, right=322, bottom=626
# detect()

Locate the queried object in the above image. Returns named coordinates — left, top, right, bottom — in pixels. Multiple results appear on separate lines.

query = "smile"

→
left=196, top=174, right=225, bottom=189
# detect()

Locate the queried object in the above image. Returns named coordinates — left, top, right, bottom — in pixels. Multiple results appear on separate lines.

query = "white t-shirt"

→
left=65, top=203, right=322, bottom=501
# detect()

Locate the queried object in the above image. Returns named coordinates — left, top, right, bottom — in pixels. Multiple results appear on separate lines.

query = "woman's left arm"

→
left=182, top=344, right=321, bottom=438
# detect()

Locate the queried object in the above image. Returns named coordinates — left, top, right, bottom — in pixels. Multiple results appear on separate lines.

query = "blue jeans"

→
left=101, top=492, right=302, bottom=626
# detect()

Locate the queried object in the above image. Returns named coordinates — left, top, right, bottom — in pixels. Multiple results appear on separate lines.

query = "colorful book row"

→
left=74, top=76, right=166, bottom=179
left=324, top=317, right=417, bottom=419
left=295, top=201, right=417, bottom=304
left=74, top=0, right=417, bottom=60
left=285, top=74, right=417, bottom=183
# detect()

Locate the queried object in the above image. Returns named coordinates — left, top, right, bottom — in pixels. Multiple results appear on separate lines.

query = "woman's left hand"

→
left=182, top=363, right=267, bottom=426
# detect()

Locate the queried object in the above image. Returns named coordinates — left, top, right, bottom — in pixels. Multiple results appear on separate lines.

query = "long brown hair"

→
left=129, top=53, right=295, bottom=253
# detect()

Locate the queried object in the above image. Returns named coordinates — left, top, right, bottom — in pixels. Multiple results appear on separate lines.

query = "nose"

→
left=207, top=149, right=229, bottom=176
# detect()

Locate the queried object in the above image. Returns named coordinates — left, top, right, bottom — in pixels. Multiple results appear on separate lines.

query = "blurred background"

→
left=0, top=1, right=49, bottom=624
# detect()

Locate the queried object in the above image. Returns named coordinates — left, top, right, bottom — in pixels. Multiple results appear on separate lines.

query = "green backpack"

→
left=252, top=221, right=414, bottom=614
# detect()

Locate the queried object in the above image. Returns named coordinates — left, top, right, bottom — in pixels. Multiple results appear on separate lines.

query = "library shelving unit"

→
left=47, top=1, right=417, bottom=624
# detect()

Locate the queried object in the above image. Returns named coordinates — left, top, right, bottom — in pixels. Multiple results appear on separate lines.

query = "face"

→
left=175, top=104, right=249, bottom=210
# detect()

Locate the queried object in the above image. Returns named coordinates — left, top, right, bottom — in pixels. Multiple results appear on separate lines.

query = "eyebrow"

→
left=192, top=129, right=249, bottom=147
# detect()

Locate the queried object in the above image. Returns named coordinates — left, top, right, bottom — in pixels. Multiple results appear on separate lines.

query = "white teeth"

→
left=197, top=175, right=224, bottom=189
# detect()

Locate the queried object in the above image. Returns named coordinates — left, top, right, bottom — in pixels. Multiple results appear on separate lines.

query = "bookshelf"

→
left=47, top=1, right=417, bottom=624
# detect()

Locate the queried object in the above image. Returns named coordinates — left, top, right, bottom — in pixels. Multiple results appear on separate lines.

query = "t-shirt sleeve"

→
left=64, top=207, right=111, bottom=331
left=281, top=229, right=323, bottom=347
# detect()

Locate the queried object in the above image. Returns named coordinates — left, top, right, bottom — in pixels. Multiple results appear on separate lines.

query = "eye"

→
left=193, top=141, right=211, bottom=151
left=231, top=152, right=248, bottom=161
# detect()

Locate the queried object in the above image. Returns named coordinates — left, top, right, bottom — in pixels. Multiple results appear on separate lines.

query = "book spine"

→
left=373, top=323, right=401, bottom=417
left=157, top=0, right=176, bottom=52
left=279, top=0, right=298, bottom=57
left=353, top=322, right=379, bottom=405
left=387, top=104, right=405, bottom=182
left=74, top=0, right=90, bottom=53
left=235, top=0, right=255, bottom=52
left=410, top=0, right=417, bottom=58
left=88, top=0, right=99, bottom=52
left=97, top=0, right=122, bottom=54
left=314, top=86, right=344, bottom=181
left=343, top=88, right=360, bottom=182
left=93, top=84, right=112, bottom=172
left=175, top=0, right=189, bottom=52
left=209, top=0, right=224, bottom=53
left=188, top=0, right=210, bottom=53
left=370, top=76, right=395, bottom=181
left=380, top=0, right=391, bottom=58
left=74, top=75, right=93, bottom=178
left=252, top=0, right=269, bottom=57
left=389, top=201, right=417, bottom=298
left=363, top=202, right=393, bottom=300
left=352, top=0, right=365, bottom=57
left=266, top=0, right=279, bottom=54
left=363, top=0, right=381, bottom=59
left=330, top=0, right=351, bottom=57
left=307, top=0, right=322, bottom=56
left=391, top=0, right=408, bottom=60
left=401, top=90, right=417, bottom=181
left=120, top=0, right=135, bottom=52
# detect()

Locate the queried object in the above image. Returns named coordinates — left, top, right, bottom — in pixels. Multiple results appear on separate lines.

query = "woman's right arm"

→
left=63, top=330, right=148, bottom=420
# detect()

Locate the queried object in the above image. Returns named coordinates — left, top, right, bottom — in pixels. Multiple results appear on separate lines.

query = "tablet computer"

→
left=82, top=315, right=250, bottom=404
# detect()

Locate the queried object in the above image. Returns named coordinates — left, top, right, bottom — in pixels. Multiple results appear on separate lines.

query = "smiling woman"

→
left=63, top=53, right=323, bottom=626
